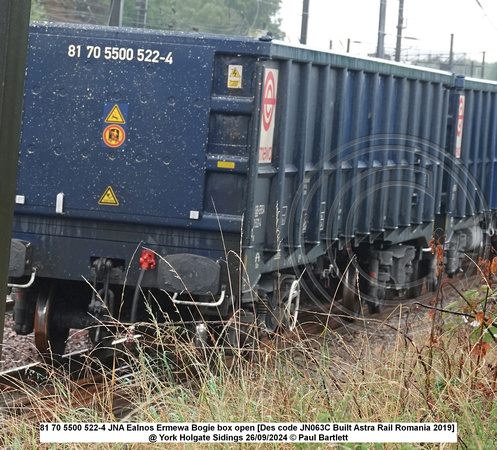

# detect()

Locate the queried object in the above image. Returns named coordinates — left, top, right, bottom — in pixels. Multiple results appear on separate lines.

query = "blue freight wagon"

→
left=7, top=22, right=497, bottom=354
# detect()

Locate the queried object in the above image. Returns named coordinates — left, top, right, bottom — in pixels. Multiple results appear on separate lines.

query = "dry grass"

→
left=2, top=254, right=497, bottom=449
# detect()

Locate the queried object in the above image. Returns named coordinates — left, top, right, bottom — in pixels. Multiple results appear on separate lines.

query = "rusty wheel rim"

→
left=342, top=265, right=362, bottom=318
left=34, top=284, right=68, bottom=355
left=34, top=290, right=50, bottom=354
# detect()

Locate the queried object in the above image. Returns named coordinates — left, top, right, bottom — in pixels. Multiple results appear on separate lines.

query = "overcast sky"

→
left=278, top=0, right=497, bottom=62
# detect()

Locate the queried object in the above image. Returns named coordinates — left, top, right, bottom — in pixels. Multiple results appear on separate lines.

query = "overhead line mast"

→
left=300, top=0, right=310, bottom=45
left=0, top=0, right=31, bottom=360
left=377, top=0, right=387, bottom=58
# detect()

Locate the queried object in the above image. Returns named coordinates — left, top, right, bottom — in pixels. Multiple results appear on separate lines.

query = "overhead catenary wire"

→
left=473, top=0, right=497, bottom=32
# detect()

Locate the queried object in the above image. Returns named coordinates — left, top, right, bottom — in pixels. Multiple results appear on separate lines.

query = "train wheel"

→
left=263, top=291, right=283, bottom=333
left=342, top=265, right=362, bottom=318
left=424, top=259, right=439, bottom=292
left=264, top=279, right=300, bottom=332
left=406, top=260, right=423, bottom=299
left=34, top=283, right=69, bottom=356
left=282, top=280, right=300, bottom=331
left=367, top=288, right=385, bottom=314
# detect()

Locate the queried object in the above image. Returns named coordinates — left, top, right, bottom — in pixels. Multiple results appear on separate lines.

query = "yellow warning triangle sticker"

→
left=105, top=105, right=126, bottom=124
left=229, top=67, right=241, bottom=78
left=98, top=186, right=119, bottom=205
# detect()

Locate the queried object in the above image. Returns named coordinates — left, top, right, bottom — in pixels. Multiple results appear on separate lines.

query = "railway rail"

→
left=0, top=339, right=145, bottom=424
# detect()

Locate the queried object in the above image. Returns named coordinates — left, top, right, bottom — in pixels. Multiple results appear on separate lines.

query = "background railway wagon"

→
left=442, top=76, right=497, bottom=276
left=9, top=22, right=497, bottom=352
left=245, top=44, right=497, bottom=311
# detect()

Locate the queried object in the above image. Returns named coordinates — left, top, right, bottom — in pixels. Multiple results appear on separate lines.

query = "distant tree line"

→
left=30, top=0, right=285, bottom=38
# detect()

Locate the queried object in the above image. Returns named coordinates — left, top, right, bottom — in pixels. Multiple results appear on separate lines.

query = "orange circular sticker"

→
left=103, top=124, right=126, bottom=147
